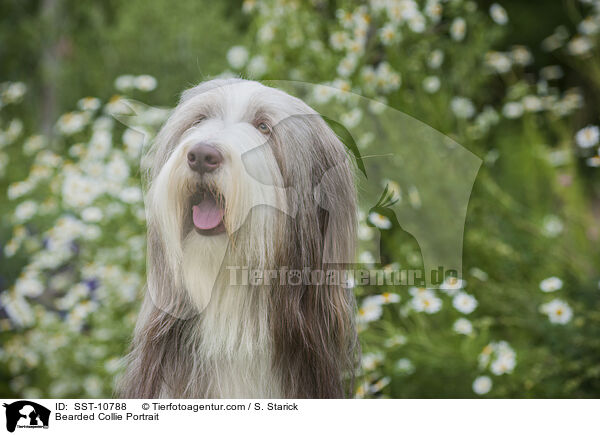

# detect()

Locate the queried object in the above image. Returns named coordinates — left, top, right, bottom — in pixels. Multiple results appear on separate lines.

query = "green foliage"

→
left=1, top=0, right=600, bottom=398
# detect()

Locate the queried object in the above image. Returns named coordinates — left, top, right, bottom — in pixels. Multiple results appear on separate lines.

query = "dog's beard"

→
left=146, top=134, right=288, bottom=313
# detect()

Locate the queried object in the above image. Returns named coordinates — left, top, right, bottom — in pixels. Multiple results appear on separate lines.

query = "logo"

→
left=2, top=401, right=50, bottom=433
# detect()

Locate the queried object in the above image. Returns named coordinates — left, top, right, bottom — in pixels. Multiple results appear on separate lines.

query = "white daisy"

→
left=411, top=289, right=443, bottom=313
left=408, top=14, right=426, bottom=33
left=485, top=51, right=512, bottom=74
left=439, top=276, right=466, bottom=296
left=450, top=17, right=467, bottom=41
left=452, top=291, right=478, bottom=314
left=258, top=23, right=275, bottom=43
left=567, top=36, right=593, bottom=56
left=340, top=108, right=362, bottom=129
left=539, top=277, right=563, bottom=292
left=489, top=3, right=508, bottom=25
left=358, top=251, right=376, bottom=264
left=490, top=353, right=517, bottom=375
left=14, top=200, right=38, bottom=222
left=372, top=292, right=401, bottom=304
left=81, top=207, right=103, bottom=223
left=361, top=353, right=383, bottom=371
left=579, top=16, right=600, bottom=35
left=575, top=125, right=599, bottom=148
left=337, top=55, right=358, bottom=77
left=114, top=75, right=135, bottom=91
left=423, top=76, right=441, bottom=94
left=502, top=102, right=524, bottom=119
left=540, top=299, right=573, bottom=324
left=369, top=377, right=391, bottom=394
left=77, top=97, right=101, bottom=111
left=540, top=65, right=564, bottom=80
left=358, top=299, right=383, bottom=323
left=358, top=223, right=374, bottom=241
left=134, top=75, right=157, bottom=92
left=330, top=31, right=349, bottom=51
left=428, top=49, right=444, bottom=69
left=511, top=45, right=533, bottom=65
left=368, top=212, right=392, bottom=229
left=453, top=318, right=473, bottom=335
left=312, top=85, right=336, bottom=104
left=395, top=358, right=415, bottom=374
left=472, top=376, right=493, bottom=394
left=247, top=56, right=267, bottom=77
left=119, top=186, right=143, bottom=204
left=2, top=82, right=27, bottom=103
left=542, top=215, right=563, bottom=237
left=56, top=112, right=89, bottom=136
left=522, top=95, right=543, bottom=112
left=226, top=46, right=249, bottom=69
left=385, top=334, right=407, bottom=347
left=451, top=97, right=476, bottom=119
left=587, top=156, right=600, bottom=167
left=379, top=24, right=400, bottom=45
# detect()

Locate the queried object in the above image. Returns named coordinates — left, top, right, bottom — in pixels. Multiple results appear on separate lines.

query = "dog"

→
left=118, top=79, right=358, bottom=398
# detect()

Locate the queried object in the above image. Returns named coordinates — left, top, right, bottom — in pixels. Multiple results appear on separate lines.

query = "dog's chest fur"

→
left=194, top=281, right=281, bottom=398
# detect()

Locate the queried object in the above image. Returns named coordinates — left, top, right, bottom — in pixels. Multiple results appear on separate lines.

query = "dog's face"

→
left=144, top=79, right=356, bottom=313
left=122, top=80, right=359, bottom=399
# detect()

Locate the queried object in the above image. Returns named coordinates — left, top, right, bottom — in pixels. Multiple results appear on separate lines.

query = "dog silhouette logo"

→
left=2, top=401, right=50, bottom=432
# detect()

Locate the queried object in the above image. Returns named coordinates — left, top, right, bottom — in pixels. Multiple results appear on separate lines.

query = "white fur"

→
left=145, top=81, right=289, bottom=397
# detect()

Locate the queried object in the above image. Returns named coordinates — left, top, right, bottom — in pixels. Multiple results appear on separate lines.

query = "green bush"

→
left=1, top=0, right=600, bottom=398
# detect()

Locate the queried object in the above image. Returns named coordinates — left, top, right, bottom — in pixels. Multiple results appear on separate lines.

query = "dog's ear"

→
left=119, top=111, right=200, bottom=398
left=117, top=223, right=198, bottom=399
left=269, top=113, right=358, bottom=398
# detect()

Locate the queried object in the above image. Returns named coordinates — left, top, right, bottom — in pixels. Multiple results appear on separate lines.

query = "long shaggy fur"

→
left=117, top=79, right=358, bottom=398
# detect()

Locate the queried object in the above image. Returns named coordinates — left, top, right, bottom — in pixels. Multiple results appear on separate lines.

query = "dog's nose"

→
left=187, top=143, right=223, bottom=174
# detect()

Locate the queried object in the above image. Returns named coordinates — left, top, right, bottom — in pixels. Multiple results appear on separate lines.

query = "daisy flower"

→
left=226, top=46, right=249, bottom=69
left=422, top=76, right=441, bottom=94
left=502, top=102, right=524, bottom=119
left=428, top=49, right=444, bottom=69
left=369, top=212, right=392, bottom=229
left=385, top=334, right=407, bottom=347
left=489, top=3, right=508, bottom=25
left=575, top=125, right=599, bottom=148
left=134, top=75, right=157, bottom=92
left=540, top=299, right=573, bottom=324
left=329, top=31, right=349, bottom=51
left=539, top=277, right=563, bottom=292
left=472, top=376, right=493, bottom=395
left=453, top=318, right=474, bottom=335
left=114, top=75, right=135, bottom=91
left=490, top=352, right=517, bottom=375
left=452, top=292, right=478, bottom=314
left=395, top=358, right=415, bottom=374
left=439, top=276, right=466, bottom=296
left=451, top=97, right=476, bottom=119
left=358, top=299, right=383, bottom=323
left=361, top=353, right=383, bottom=371
left=411, top=288, right=443, bottom=313
left=567, top=36, right=593, bottom=56
left=450, top=17, right=466, bottom=41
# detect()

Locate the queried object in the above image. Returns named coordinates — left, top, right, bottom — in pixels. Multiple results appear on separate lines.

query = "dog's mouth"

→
left=190, top=189, right=226, bottom=236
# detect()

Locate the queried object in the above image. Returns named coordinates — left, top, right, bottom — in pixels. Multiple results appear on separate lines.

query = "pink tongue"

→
left=192, top=195, right=224, bottom=230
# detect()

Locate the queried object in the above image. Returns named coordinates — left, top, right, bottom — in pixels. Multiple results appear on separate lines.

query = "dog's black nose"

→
left=187, top=143, right=223, bottom=174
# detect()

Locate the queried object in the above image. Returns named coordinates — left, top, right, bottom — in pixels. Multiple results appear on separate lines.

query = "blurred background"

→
left=1, top=0, right=600, bottom=398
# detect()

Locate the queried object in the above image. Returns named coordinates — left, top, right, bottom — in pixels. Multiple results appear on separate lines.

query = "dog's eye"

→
left=256, top=122, right=271, bottom=135
left=192, top=116, right=206, bottom=127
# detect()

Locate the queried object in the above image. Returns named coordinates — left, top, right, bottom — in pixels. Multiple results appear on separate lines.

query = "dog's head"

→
left=144, top=79, right=356, bottom=314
